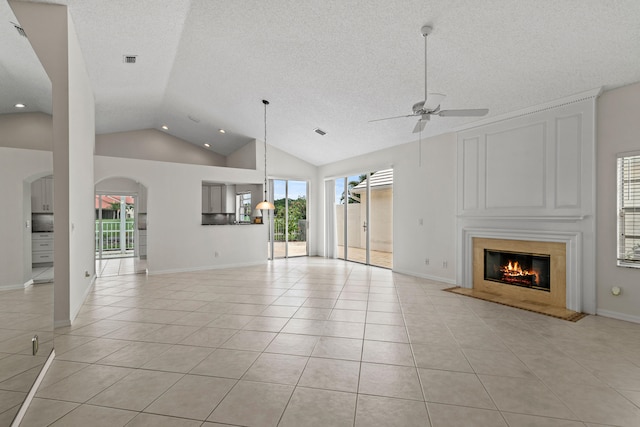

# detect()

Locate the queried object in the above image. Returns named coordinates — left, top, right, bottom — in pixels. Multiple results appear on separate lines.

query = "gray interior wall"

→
left=0, top=112, right=52, bottom=150
left=226, top=139, right=257, bottom=169
left=96, top=128, right=226, bottom=166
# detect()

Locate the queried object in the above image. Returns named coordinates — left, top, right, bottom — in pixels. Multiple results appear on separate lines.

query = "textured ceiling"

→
left=4, top=0, right=640, bottom=165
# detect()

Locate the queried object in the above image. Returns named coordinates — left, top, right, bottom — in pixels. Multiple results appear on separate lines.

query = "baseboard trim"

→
left=392, top=268, right=457, bottom=285
left=150, top=260, right=268, bottom=276
left=0, top=282, right=31, bottom=291
left=596, top=309, right=640, bottom=325
left=11, top=349, right=55, bottom=427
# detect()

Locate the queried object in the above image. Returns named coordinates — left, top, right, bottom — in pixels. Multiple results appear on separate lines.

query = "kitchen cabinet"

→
left=31, top=176, right=54, bottom=213
left=223, top=184, right=236, bottom=213
left=32, top=232, right=54, bottom=265
left=138, top=230, right=147, bottom=259
left=202, top=184, right=223, bottom=213
left=138, top=185, right=147, bottom=213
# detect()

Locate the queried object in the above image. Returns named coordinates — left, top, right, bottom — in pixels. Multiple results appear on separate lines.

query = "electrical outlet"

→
left=418, top=218, right=423, bottom=226
left=443, top=260, right=448, bottom=268
left=425, top=258, right=429, bottom=265
left=214, top=251, right=219, bottom=258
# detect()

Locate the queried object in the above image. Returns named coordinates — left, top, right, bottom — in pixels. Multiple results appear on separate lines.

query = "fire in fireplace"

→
left=484, top=249, right=551, bottom=291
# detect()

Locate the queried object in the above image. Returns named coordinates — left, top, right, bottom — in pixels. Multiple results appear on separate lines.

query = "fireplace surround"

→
left=473, top=237, right=566, bottom=309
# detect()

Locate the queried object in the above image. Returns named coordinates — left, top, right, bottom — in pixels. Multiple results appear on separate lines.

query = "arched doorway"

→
left=95, top=177, right=148, bottom=277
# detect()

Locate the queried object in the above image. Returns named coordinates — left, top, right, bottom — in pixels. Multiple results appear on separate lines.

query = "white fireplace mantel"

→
left=455, top=90, right=598, bottom=314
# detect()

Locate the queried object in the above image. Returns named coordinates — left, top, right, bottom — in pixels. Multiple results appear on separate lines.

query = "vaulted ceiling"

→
left=4, top=0, right=640, bottom=165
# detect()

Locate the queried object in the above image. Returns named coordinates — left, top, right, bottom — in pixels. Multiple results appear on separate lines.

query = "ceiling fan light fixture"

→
left=14, top=103, right=26, bottom=108
left=204, top=143, right=210, bottom=148
left=218, top=129, right=226, bottom=134
left=161, top=125, right=168, bottom=130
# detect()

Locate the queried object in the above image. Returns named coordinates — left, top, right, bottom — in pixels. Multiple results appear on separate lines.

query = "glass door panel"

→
left=273, top=180, right=287, bottom=258
left=368, top=169, right=393, bottom=268
left=287, top=180, right=308, bottom=257
left=271, top=179, right=308, bottom=258
left=334, top=170, right=393, bottom=268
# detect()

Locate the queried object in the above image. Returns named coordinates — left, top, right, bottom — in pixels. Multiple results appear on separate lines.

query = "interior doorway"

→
left=335, top=169, right=393, bottom=268
left=270, top=179, right=308, bottom=259
left=95, top=194, right=135, bottom=260
left=94, top=178, right=147, bottom=277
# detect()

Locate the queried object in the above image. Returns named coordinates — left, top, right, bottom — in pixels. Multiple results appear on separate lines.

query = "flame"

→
left=500, top=260, right=539, bottom=285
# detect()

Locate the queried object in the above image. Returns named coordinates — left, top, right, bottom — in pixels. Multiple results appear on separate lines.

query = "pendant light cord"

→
left=424, top=31, right=428, bottom=104
left=263, top=99, right=269, bottom=201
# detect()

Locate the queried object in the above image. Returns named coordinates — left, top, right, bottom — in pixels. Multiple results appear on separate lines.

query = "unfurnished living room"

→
left=1, top=1, right=640, bottom=426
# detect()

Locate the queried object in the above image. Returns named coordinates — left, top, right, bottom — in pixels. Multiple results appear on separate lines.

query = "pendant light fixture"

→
left=255, top=99, right=275, bottom=211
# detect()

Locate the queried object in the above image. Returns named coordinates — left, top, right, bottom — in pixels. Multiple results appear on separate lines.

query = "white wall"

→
left=317, top=133, right=458, bottom=283
left=96, top=129, right=226, bottom=166
left=0, top=148, right=52, bottom=289
left=95, top=156, right=269, bottom=273
left=67, top=15, right=96, bottom=323
left=597, top=82, right=640, bottom=322
left=456, top=93, right=598, bottom=314
left=267, top=143, right=318, bottom=254
left=11, top=1, right=97, bottom=325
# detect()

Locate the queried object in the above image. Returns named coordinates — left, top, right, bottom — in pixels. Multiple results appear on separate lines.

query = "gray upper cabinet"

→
left=31, top=176, right=54, bottom=213
left=202, top=184, right=222, bottom=213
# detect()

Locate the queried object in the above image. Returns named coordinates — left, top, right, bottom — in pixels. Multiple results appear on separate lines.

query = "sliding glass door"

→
left=334, top=169, right=393, bottom=268
left=271, top=179, right=308, bottom=258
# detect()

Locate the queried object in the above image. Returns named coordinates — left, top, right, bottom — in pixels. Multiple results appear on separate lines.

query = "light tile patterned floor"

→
left=12, top=257, right=640, bottom=426
left=95, top=257, right=147, bottom=278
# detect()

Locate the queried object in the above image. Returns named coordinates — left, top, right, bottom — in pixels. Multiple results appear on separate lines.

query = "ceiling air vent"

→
left=313, top=128, right=327, bottom=136
left=123, top=55, right=137, bottom=64
left=11, top=22, right=27, bottom=37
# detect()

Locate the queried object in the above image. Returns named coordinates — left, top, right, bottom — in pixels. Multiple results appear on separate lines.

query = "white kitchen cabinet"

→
left=32, top=232, right=54, bottom=265
left=138, top=230, right=147, bottom=259
left=31, top=176, right=54, bottom=213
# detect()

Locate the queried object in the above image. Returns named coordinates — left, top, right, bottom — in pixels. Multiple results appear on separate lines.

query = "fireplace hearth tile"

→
left=443, top=287, right=587, bottom=322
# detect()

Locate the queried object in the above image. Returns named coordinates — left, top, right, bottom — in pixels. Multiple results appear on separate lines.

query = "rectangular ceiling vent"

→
left=123, top=55, right=137, bottom=64
left=11, top=22, right=27, bottom=37
left=313, top=128, right=327, bottom=136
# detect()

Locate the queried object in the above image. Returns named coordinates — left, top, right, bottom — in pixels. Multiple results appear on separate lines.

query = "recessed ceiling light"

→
left=204, top=143, right=211, bottom=148
left=218, top=129, right=226, bottom=134
left=14, top=103, right=26, bottom=108
left=161, top=125, right=168, bottom=130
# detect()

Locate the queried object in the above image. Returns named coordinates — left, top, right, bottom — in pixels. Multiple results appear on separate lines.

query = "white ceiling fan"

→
left=370, top=25, right=489, bottom=133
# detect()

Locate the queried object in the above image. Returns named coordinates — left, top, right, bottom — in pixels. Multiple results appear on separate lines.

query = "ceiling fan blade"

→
left=369, top=113, right=417, bottom=123
left=412, top=118, right=428, bottom=133
left=437, top=108, right=489, bottom=117
left=423, top=93, right=446, bottom=112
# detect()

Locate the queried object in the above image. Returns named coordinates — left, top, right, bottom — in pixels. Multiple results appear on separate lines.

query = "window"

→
left=237, top=192, right=252, bottom=223
left=617, top=153, right=640, bottom=267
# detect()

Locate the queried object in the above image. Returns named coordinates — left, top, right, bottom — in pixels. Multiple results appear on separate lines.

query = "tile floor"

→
left=95, top=257, right=147, bottom=278
left=14, top=257, right=640, bottom=426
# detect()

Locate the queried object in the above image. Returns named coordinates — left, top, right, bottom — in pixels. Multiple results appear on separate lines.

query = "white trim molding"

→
left=596, top=309, right=640, bottom=325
